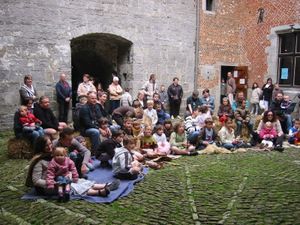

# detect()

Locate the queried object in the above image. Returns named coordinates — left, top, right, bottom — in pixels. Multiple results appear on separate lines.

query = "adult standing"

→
left=167, top=77, right=183, bottom=118
left=254, top=111, right=284, bottom=151
left=56, top=73, right=72, bottom=123
left=108, top=77, right=123, bottom=113
left=77, top=74, right=97, bottom=101
left=19, top=75, right=39, bottom=105
left=261, top=78, right=274, bottom=111
left=141, top=74, right=159, bottom=100
left=185, top=90, right=201, bottom=118
left=52, top=127, right=90, bottom=178
left=226, top=72, right=236, bottom=106
left=33, top=96, right=67, bottom=135
left=200, top=88, right=215, bottom=114
left=79, top=92, right=102, bottom=153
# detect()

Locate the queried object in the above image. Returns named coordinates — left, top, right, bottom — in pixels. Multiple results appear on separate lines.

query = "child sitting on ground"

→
left=281, top=95, right=292, bottom=114
left=218, top=97, right=233, bottom=124
left=142, top=100, right=158, bottom=127
left=132, top=119, right=144, bottom=140
left=120, top=87, right=132, bottom=107
left=234, top=99, right=253, bottom=138
left=155, top=102, right=169, bottom=124
left=288, top=118, right=300, bottom=144
left=94, top=129, right=124, bottom=168
left=196, top=118, right=220, bottom=150
left=259, top=121, right=277, bottom=150
left=46, top=147, right=79, bottom=202
left=163, top=119, right=174, bottom=142
left=218, top=118, right=245, bottom=151
left=170, top=122, right=198, bottom=156
left=18, top=105, right=44, bottom=138
left=138, top=125, right=158, bottom=157
left=75, top=136, right=94, bottom=172
left=122, top=117, right=134, bottom=135
left=196, top=105, right=212, bottom=128
left=99, top=117, right=112, bottom=142
left=112, top=135, right=142, bottom=180
left=153, top=124, right=171, bottom=154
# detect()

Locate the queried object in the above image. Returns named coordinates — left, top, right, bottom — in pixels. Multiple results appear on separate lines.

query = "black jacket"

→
left=33, top=103, right=59, bottom=130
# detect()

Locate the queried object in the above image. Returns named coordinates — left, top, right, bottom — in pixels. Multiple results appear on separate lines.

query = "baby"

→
left=18, top=105, right=43, bottom=137
left=259, top=122, right=277, bottom=150
left=281, top=95, right=292, bottom=114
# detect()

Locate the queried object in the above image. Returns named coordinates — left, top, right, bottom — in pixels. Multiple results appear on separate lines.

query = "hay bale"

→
left=7, top=137, right=33, bottom=159
left=254, top=115, right=263, bottom=130
left=232, top=148, right=247, bottom=153
left=197, top=144, right=232, bottom=154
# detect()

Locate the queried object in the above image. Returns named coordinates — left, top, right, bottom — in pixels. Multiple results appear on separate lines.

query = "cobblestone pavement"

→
left=0, top=140, right=300, bottom=224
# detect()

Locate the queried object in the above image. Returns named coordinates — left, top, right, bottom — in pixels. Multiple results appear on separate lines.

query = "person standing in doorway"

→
left=226, top=72, right=236, bottom=106
left=167, top=77, right=183, bottom=119
left=56, top=73, right=72, bottom=123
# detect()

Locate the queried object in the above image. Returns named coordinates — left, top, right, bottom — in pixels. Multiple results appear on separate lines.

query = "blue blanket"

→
left=22, top=158, right=148, bottom=203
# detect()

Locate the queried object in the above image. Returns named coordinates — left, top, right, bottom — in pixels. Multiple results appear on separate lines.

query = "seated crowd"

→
left=16, top=74, right=300, bottom=202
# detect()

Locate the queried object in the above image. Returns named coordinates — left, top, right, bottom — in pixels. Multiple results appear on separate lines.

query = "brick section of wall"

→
left=198, top=0, right=300, bottom=89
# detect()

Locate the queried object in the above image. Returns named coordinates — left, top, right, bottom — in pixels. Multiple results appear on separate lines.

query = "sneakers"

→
left=171, top=115, right=174, bottom=120
left=259, top=143, right=265, bottom=149
left=106, top=179, right=120, bottom=191
left=243, top=143, right=252, bottom=148
left=57, top=193, right=64, bottom=202
left=188, top=151, right=198, bottom=156
left=64, top=192, right=70, bottom=202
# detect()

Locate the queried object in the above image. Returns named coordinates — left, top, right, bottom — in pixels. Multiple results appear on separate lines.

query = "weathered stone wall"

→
left=0, top=0, right=196, bottom=130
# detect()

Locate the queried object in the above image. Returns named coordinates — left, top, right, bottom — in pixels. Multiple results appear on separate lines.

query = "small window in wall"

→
left=203, top=0, right=215, bottom=12
left=278, top=32, right=300, bottom=86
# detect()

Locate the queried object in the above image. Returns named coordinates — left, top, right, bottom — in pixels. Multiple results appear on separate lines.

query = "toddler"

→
left=99, top=117, right=112, bottom=142
left=75, top=136, right=94, bottom=172
left=94, top=129, right=124, bottom=168
left=218, top=118, right=245, bottom=150
left=281, top=95, right=292, bottom=114
left=288, top=118, right=300, bottom=144
left=196, top=118, right=220, bottom=150
left=120, top=87, right=132, bottom=106
left=259, top=122, right=277, bottom=150
left=155, top=102, right=169, bottom=124
left=18, top=105, right=43, bottom=138
left=159, top=85, right=168, bottom=109
left=112, top=135, right=142, bottom=180
left=153, top=124, right=171, bottom=154
left=142, top=100, right=158, bottom=126
left=163, top=119, right=174, bottom=141
left=234, top=99, right=253, bottom=137
left=46, top=147, right=79, bottom=202
left=218, top=97, right=233, bottom=124
left=170, top=122, right=198, bottom=156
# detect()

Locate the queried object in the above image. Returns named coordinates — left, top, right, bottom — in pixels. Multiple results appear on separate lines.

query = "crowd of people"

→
left=15, top=72, right=300, bottom=202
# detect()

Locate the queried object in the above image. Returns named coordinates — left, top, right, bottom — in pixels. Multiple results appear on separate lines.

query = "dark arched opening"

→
left=70, top=33, right=132, bottom=106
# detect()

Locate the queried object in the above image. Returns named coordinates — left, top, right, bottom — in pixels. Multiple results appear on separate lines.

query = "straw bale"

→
left=7, top=137, right=33, bottom=159
left=197, top=144, right=232, bottom=154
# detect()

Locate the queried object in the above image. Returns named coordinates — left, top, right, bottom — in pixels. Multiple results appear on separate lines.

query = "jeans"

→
left=285, top=114, right=292, bottom=134
left=222, top=142, right=244, bottom=150
left=251, top=103, right=259, bottom=114
left=187, top=131, right=200, bottom=145
left=22, top=127, right=44, bottom=142
left=58, top=100, right=70, bottom=123
left=83, top=128, right=100, bottom=153
left=110, top=100, right=120, bottom=114
left=236, top=121, right=253, bottom=136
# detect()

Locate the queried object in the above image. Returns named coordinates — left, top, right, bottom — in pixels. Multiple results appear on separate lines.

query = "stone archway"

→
left=70, top=33, right=132, bottom=106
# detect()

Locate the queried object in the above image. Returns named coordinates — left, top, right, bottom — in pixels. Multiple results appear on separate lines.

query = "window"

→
left=203, top=0, right=215, bottom=12
left=278, top=32, right=300, bottom=86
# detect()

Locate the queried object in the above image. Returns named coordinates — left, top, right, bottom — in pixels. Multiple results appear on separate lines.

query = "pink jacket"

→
left=259, top=127, right=277, bottom=140
left=46, top=157, right=79, bottom=189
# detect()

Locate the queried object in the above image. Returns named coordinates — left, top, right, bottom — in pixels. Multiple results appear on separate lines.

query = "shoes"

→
left=98, top=186, right=110, bottom=197
left=188, top=151, right=198, bottom=156
left=64, top=192, right=70, bottom=202
left=243, top=143, right=252, bottom=148
left=274, top=145, right=284, bottom=152
left=57, top=193, right=64, bottom=202
left=79, top=174, right=88, bottom=179
left=171, top=116, right=174, bottom=120
left=259, top=143, right=265, bottom=149
left=177, top=116, right=182, bottom=119
left=267, top=146, right=274, bottom=151
left=106, top=179, right=120, bottom=191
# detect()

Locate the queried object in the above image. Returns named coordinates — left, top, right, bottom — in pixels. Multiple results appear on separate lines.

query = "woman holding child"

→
left=26, top=135, right=120, bottom=201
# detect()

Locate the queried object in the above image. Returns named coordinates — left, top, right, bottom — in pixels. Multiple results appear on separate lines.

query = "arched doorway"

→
left=70, top=33, right=133, bottom=106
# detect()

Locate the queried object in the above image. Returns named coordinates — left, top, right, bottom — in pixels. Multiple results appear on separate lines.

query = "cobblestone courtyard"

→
left=0, top=131, right=299, bottom=224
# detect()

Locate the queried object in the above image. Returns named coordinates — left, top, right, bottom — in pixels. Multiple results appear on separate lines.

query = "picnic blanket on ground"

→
left=22, top=157, right=148, bottom=203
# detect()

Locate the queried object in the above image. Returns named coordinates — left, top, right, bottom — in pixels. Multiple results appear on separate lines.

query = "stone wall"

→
left=0, top=0, right=196, bottom=130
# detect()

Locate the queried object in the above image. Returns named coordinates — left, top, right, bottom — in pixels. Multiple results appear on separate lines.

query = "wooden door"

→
left=232, top=66, right=248, bottom=98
